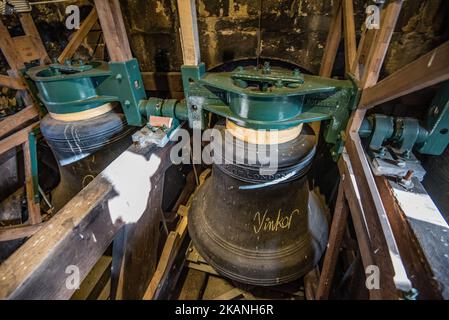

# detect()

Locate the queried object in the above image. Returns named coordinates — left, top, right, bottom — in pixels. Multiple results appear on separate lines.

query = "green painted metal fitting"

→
left=28, top=129, right=40, bottom=204
left=392, top=117, right=422, bottom=156
left=416, top=80, right=449, bottom=155
left=140, top=98, right=188, bottom=122
left=181, top=62, right=359, bottom=159
left=367, top=115, right=395, bottom=151
left=27, top=59, right=147, bottom=127
left=181, top=63, right=208, bottom=129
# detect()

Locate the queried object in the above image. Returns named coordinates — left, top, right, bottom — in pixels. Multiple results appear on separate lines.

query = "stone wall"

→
left=0, top=0, right=448, bottom=76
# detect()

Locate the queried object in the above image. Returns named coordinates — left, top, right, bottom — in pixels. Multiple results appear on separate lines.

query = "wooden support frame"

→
left=0, top=12, right=48, bottom=136
left=319, top=0, right=342, bottom=78
left=360, top=40, right=449, bottom=109
left=316, top=181, right=349, bottom=299
left=176, top=0, right=201, bottom=66
left=58, top=8, right=99, bottom=64
left=317, top=0, right=449, bottom=300
left=0, top=135, right=177, bottom=299
left=342, top=0, right=356, bottom=74
left=0, top=122, right=41, bottom=242
left=94, top=0, right=132, bottom=62
left=0, top=105, right=39, bottom=139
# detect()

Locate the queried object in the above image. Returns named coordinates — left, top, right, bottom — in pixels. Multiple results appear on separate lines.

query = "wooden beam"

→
left=0, top=19, right=25, bottom=71
left=342, top=131, right=415, bottom=297
left=176, top=0, right=201, bottom=66
left=361, top=0, right=403, bottom=89
left=319, top=1, right=342, bottom=78
left=375, top=176, right=446, bottom=299
left=94, top=0, right=132, bottom=62
left=0, top=122, right=38, bottom=155
left=352, top=28, right=376, bottom=81
left=314, top=0, right=342, bottom=134
left=348, top=0, right=403, bottom=134
left=0, top=135, right=175, bottom=299
left=0, top=75, right=26, bottom=90
left=0, top=223, right=44, bottom=242
left=342, top=0, right=357, bottom=75
left=0, top=105, right=39, bottom=139
left=18, top=13, right=51, bottom=65
left=316, top=181, right=349, bottom=300
left=12, top=35, right=42, bottom=64
left=58, top=8, right=99, bottom=64
left=338, top=148, right=398, bottom=299
left=360, top=40, right=449, bottom=109
left=23, top=138, right=41, bottom=225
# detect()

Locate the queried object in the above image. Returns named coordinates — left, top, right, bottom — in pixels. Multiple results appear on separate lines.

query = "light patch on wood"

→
left=392, top=186, right=449, bottom=229
left=103, top=151, right=162, bottom=224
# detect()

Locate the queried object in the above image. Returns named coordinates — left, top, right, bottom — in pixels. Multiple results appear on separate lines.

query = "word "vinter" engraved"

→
left=253, top=209, right=300, bottom=234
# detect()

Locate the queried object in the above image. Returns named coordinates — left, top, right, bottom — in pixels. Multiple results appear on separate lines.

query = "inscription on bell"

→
left=253, top=209, right=301, bottom=234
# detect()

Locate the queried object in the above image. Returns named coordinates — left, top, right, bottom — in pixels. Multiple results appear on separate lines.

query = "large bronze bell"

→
left=188, top=123, right=329, bottom=286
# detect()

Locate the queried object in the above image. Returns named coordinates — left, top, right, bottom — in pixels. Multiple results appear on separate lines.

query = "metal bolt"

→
left=115, top=74, right=123, bottom=81
left=124, top=100, right=131, bottom=108
left=262, top=62, right=271, bottom=74
left=399, top=170, right=414, bottom=190
left=404, top=170, right=414, bottom=181
left=275, top=80, right=283, bottom=88
left=432, top=106, right=440, bottom=117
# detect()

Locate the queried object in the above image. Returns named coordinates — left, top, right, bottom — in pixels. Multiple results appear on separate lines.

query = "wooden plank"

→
left=58, top=8, right=99, bottom=64
left=178, top=268, right=208, bottom=300
left=176, top=0, right=201, bottom=65
left=94, top=0, right=132, bottom=62
left=0, top=19, right=25, bottom=71
left=0, top=135, right=175, bottom=299
left=361, top=0, right=403, bottom=89
left=341, top=134, right=412, bottom=298
left=22, top=139, right=41, bottom=225
left=352, top=27, right=376, bottom=81
left=13, top=35, right=42, bottom=64
left=319, top=1, right=342, bottom=78
left=342, top=0, right=356, bottom=74
left=213, top=288, right=244, bottom=300
left=316, top=182, right=349, bottom=300
left=313, top=1, right=342, bottom=134
left=0, top=223, right=44, bottom=242
left=391, top=179, right=449, bottom=300
left=304, top=267, right=320, bottom=300
left=375, top=176, right=445, bottom=299
left=0, top=106, right=38, bottom=139
left=360, top=40, right=449, bottom=109
left=18, top=13, right=50, bottom=64
left=348, top=0, right=403, bottom=135
left=71, top=256, right=112, bottom=300
left=0, top=122, right=38, bottom=155
left=142, top=216, right=188, bottom=300
left=0, top=75, right=26, bottom=90
left=339, top=152, right=399, bottom=300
